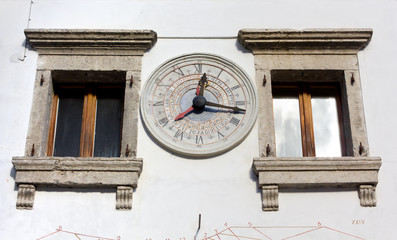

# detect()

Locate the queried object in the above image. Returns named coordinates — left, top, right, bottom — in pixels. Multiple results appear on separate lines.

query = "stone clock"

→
left=140, top=53, right=258, bottom=157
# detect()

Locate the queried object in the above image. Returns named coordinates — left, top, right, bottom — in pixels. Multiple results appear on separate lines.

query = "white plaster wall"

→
left=1, top=0, right=397, bottom=239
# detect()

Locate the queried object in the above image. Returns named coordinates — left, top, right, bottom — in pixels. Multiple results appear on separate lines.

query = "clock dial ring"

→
left=141, top=53, right=258, bottom=157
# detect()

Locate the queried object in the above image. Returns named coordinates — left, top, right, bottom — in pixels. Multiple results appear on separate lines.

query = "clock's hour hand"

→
left=195, top=85, right=200, bottom=96
left=206, top=101, right=246, bottom=112
left=175, top=106, right=194, bottom=121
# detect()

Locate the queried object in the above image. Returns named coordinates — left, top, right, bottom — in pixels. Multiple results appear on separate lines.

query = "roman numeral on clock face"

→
left=230, top=117, right=240, bottom=126
left=158, top=117, right=169, bottom=127
left=194, top=64, right=202, bottom=73
left=196, top=135, right=204, bottom=144
left=231, top=85, right=241, bottom=91
left=174, top=129, right=184, bottom=140
left=152, top=101, right=163, bottom=107
left=173, top=67, right=185, bottom=76
left=217, top=131, right=225, bottom=139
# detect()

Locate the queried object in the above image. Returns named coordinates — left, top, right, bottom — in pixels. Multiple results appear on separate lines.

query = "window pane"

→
left=93, top=91, right=122, bottom=157
left=273, top=96, right=303, bottom=157
left=53, top=94, right=84, bottom=157
left=311, top=96, right=342, bottom=157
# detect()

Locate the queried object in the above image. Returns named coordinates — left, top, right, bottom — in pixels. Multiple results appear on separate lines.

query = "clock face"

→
left=140, top=53, right=258, bottom=157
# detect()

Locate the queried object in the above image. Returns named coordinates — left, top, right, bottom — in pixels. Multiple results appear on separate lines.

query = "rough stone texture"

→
left=12, top=157, right=143, bottom=171
left=25, top=29, right=157, bottom=56
left=238, top=28, right=381, bottom=210
left=116, top=186, right=134, bottom=210
left=238, top=29, right=372, bottom=55
left=254, top=54, right=359, bottom=71
left=13, top=29, right=156, bottom=210
left=16, top=184, right=35, bottom=210
left=253, top=157, right=381, bottom=209
left=24, top=70, right=53, bottom=157
left=359, top=185, right=377, bottom=207
left=37, top=55, right=142, bottom=71
left=256, top=69, right=275, bottom=157
left=253, top=157, right=381, bottom=187
left=12, top=157, right=143, bottom=187
left=120, top=71, right=141, bottom=157
left=262, top=185, right=278, bottom=211
left=344, top=70, right=369, bottom=157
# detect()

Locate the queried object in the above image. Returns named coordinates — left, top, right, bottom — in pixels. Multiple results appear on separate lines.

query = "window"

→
left=12, top=29, right=156, bottom=210
left=239, top=28, right=381, bottom=211
left=47, top=85, right=123, bottom=157
left=273, top=82, right=345, bottom=157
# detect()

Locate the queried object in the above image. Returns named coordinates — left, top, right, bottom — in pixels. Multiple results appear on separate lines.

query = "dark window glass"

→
left=93, top=89, right=123, bottom=157
left=53, top=92, right=84, bottom=157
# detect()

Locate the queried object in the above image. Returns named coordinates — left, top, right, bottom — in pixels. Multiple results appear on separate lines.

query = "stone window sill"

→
left=12, top=156, right=142, bottom=210
left=252, top=157, right=381, bottom=211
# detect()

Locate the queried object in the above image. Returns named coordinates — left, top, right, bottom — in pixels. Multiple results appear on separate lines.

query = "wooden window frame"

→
left=47, top=84, right=124, bottom=157
left=272, top=83, right=346, bottom=157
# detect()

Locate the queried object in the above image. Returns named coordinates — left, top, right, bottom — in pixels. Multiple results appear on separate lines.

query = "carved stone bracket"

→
left=253, top=157, right=381, bottom=211
left=262, top=185, right=278, bottom=211
left=16, top=184, right=36, bottom=210
left=116, top=186, right=134, bottom=210
left=359, top=185, right=377, bottom=207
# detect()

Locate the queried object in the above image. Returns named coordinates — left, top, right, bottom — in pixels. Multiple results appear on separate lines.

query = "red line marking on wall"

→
left=323, top=226, right=366, bottom=240
left=228, top=228, right=240, bottom=240
left=36, top=230, right=61, bottom=240
left=36, top=227, right=117, bottom=240
left=59, top=230, right=115, bottom=240
left=282, top=226, right=323, bottom=239
left=252, top=227, right=272, bottom=240
left=218, top=233, right=262, bottom=240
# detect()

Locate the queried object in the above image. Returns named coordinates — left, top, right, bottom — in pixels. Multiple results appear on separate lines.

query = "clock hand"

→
left=175, top=106, right=194, bottom=121
left=198, top=73, right=208, bottom=96
left=206, top=101, right=246, bottom=112
left=195, top=85, right=200, bottom=96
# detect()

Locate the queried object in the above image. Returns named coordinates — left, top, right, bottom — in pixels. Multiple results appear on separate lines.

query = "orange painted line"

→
left=36, top=229, right=61, bottom=239
left=239, top=226, right=318, bottom=229
left=323, top=226, right=366, bottom=240
left=252, top=227, right=272, bottom=240
left=228, top=228, right=240, bottom=239
left=282, top=227, right=322, bottom=239
left=59, top=230, right=115, bottom=240
left=219, top=233, right=262, bottom=240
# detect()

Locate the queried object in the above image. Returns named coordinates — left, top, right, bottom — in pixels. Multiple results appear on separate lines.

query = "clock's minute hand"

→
left=206, top=101, right=246, bottom=112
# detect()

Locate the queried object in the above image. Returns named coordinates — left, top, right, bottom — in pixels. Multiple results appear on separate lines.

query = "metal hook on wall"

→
left=18, top=1, right=34, bottom=61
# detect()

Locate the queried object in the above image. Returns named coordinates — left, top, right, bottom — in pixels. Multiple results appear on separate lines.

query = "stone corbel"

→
left=116, top=186, right=134, bottom=210
left=359, top=185, right=377, bottom=207
left=16, top=184, right=36, bottom=210
left=262, top=185, right=279, bottom=211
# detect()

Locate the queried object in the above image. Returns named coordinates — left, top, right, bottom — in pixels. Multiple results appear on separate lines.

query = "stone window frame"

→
left=12, top=29, right=157, bottom=210
left=238, top=29, right=381, bottom=211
